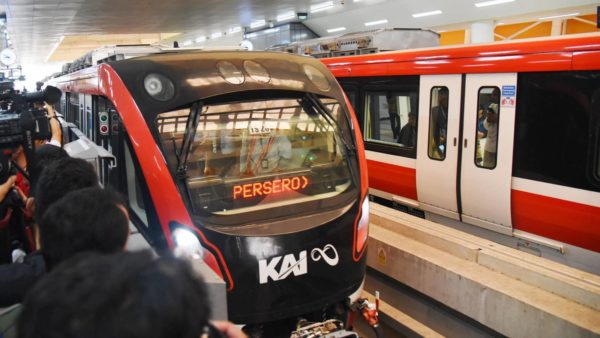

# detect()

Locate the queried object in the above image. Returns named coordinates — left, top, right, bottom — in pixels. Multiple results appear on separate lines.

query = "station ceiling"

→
left=0, top=0, right=598, bottom=67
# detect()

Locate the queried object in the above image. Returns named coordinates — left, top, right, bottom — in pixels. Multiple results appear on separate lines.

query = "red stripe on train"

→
left=512, top=189, right=600, bottom=253
left=367, top=160, right=417, bottom=200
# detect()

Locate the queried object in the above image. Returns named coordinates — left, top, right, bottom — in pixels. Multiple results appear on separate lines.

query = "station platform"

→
left=367, top=202, right=600, bottom=337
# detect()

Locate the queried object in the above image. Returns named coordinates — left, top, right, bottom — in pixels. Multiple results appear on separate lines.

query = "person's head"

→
left=490, top=87, right=500, bottom=101
left=408, top=112, right=416, bottom=126
left=34, top=157, right=99, bottom=221
left=39, top=187, right=129, bottom=269
left=18, top=250, right=211, bottom=338
left=437, top=88, right=449, bottom=108
left=28, top=145, right=69, bottom=199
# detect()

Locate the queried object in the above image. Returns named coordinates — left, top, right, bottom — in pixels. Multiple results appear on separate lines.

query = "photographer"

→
left=32, top=102, right=61, bottom=148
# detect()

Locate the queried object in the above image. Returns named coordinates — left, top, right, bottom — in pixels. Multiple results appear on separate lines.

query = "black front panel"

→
left=202, top=200, right=366, bottom=324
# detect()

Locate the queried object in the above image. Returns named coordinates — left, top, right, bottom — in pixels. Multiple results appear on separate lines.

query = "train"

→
left=49, top=47, right=370, bottom=336
left=321, top=33, right=600, bottom=274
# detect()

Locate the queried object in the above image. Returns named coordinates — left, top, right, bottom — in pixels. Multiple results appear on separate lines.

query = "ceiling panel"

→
left=0, top=0, right=597, bottom=78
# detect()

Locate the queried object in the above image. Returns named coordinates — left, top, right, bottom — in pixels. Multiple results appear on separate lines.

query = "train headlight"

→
left=356, top=198, right=370, bottom=253
left=302, top=64, right=331, bottom=92
left=143, top=73, right=175, bottom=101
left=173, top=228, right=204, bottom=260
left=217, top=61, right=245, bottom=85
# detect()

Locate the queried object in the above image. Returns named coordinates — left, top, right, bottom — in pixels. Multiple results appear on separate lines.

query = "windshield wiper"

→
left=303, top=93, right=355, bottom=153
left=177, top=101, right=203, bottom=177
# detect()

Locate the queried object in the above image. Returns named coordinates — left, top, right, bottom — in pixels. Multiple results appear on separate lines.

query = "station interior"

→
left=0, top=1, right=599, bottom=337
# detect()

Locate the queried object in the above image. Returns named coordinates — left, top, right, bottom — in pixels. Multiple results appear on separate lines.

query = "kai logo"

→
left=258, top=244, right=339, bottom=284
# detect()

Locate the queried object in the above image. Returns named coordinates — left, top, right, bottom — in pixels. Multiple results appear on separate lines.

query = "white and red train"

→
left=322, top=34, right=600, bottom=274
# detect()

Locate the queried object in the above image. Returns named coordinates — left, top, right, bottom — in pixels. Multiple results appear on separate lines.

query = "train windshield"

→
left=156, top=93, right=357, bottom=226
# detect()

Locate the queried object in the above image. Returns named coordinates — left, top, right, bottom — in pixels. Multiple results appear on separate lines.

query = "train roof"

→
left=321, top=33, right=600, bottom=75
left=51, top=50, right=348, bottom=120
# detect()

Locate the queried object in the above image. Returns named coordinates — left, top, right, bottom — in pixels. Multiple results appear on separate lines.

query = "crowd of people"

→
left=0, top=102, right=246, bottom=338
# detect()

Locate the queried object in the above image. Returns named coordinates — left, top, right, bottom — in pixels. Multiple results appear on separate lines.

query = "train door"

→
left=416, top=75, right=462, bottom=220
left=460, top=73, right=517, bottom=234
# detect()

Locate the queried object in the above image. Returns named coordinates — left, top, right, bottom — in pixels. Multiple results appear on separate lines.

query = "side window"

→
left=124, top=142, right=148, bottom=227
left=364, top=91, right=417, bottom=148
left=428, top=86, right=449, bottom=160
left=68, top=93, right=79, bottom=126
left=475, top=87, right=500, bottom=169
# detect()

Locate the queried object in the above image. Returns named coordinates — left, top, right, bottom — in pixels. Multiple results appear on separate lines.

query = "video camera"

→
left=0, top=85, right=62, bottom=151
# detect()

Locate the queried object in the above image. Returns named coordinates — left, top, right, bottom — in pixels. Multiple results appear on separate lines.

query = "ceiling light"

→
left=311, top=1, right=334, bottom=13
left=327, top=27, right=346, bottom=33
left=412, top=10, right=442, bottom=18
left=539, top=12, right=579, bottom=20
left=229, top=26, right=242, bottom=34
left=182, top=40, right=192, bottom=46
left=277, top=12, right=296, bottom=22
left=250, top=20, right=266, bottom=28
left=264, top=27, right=280, bottom=34
left=364, top=19, right=388, bottom=26
left=211, top=32, right=222, bottom=39
left=195, top=36, right=206, bottom=43
left=474, top=0, right=515, bottom=8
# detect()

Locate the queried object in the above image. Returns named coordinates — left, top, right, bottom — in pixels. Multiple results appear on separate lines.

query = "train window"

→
left=475, top=87, right=500, bottom=169
left=68, top=93, right=79, bottom=126
left=428, top=86, right=449, bottom=161
left=155, top=95, right=357, bottom=224
left=124, top=142, right=148, bottom=227
left=364, top=91, right=416, bottom=148
left=514, top=71, right=600, bottom=192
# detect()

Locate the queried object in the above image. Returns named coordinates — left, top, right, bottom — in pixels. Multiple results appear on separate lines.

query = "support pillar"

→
left=469, top=21, right=495, bottom=43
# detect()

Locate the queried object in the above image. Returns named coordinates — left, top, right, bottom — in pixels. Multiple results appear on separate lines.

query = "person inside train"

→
left=482, top=88, right=500, bottom=168
left=192, top=114, right=235, bottom=177
left=386, top=94, right=401, bottom=141
left=240, top=129, right=291, bottom=176
left=430, top=87, right=449, bottom=157
left=0, top=187, right=129, bottom=308
left=17, top=250, right=247, bottom=338
left=398, top=112, right=417, bottom=148
left=476, top=106, right=488, bottom=164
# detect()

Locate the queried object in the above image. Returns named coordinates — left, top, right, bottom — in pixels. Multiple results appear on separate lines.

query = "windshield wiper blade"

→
left=304, top=93, right=355, bottom=153
left=177, top=101, right=203, bottom=176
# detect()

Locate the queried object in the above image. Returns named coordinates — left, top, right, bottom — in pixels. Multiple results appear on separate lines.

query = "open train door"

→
left=416, top=75, right=462, bottom=220
left=460, top=73, right=517, bottom=234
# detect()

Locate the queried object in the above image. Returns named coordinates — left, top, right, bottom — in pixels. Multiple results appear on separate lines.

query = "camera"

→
left=0, top=85, right=62, bottom=150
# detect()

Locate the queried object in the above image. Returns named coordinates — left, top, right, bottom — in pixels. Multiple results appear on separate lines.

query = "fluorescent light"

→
left=245, top=32, right=258, bottom=38
left=364, top=19, right=388, bottom=26
left=250, top=20, right=266, bottom=28
left=327, top=27, right=346, bottom=33
left=195, top=36, right=206, bottom=43
left=412, top=10, right=442, bottom=18
left=539, top=12, right=579, bottom=20
left=496, top=22, right=505, bottom=25
left=311, top=1, right=333, bottom=13
left=211, top=32, right=222, bottom=39
left=229, top=26, right=242, bottom=34
left=475, top=0, right=515, bottom=8
left=277, top=12, right=296, bottom=22
left=264, top=27, right=280, bottom=34
left=46, top=35, right=64, bottom=62
left=182, top=40, right=192, bottom=46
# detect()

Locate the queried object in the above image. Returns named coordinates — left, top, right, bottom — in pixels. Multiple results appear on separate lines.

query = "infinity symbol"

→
left=311, top=244, right=339, bottom=266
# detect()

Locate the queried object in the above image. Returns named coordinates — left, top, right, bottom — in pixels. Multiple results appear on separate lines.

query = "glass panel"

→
left=428, top=87, right=449, bottom=160
left=156, top=97, right=355, bottom=218
left=364, top=91, right=416, bottom=148
left=124, top=143, right=148, bottom=226
left=475, top=87, right=500, bottom=169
